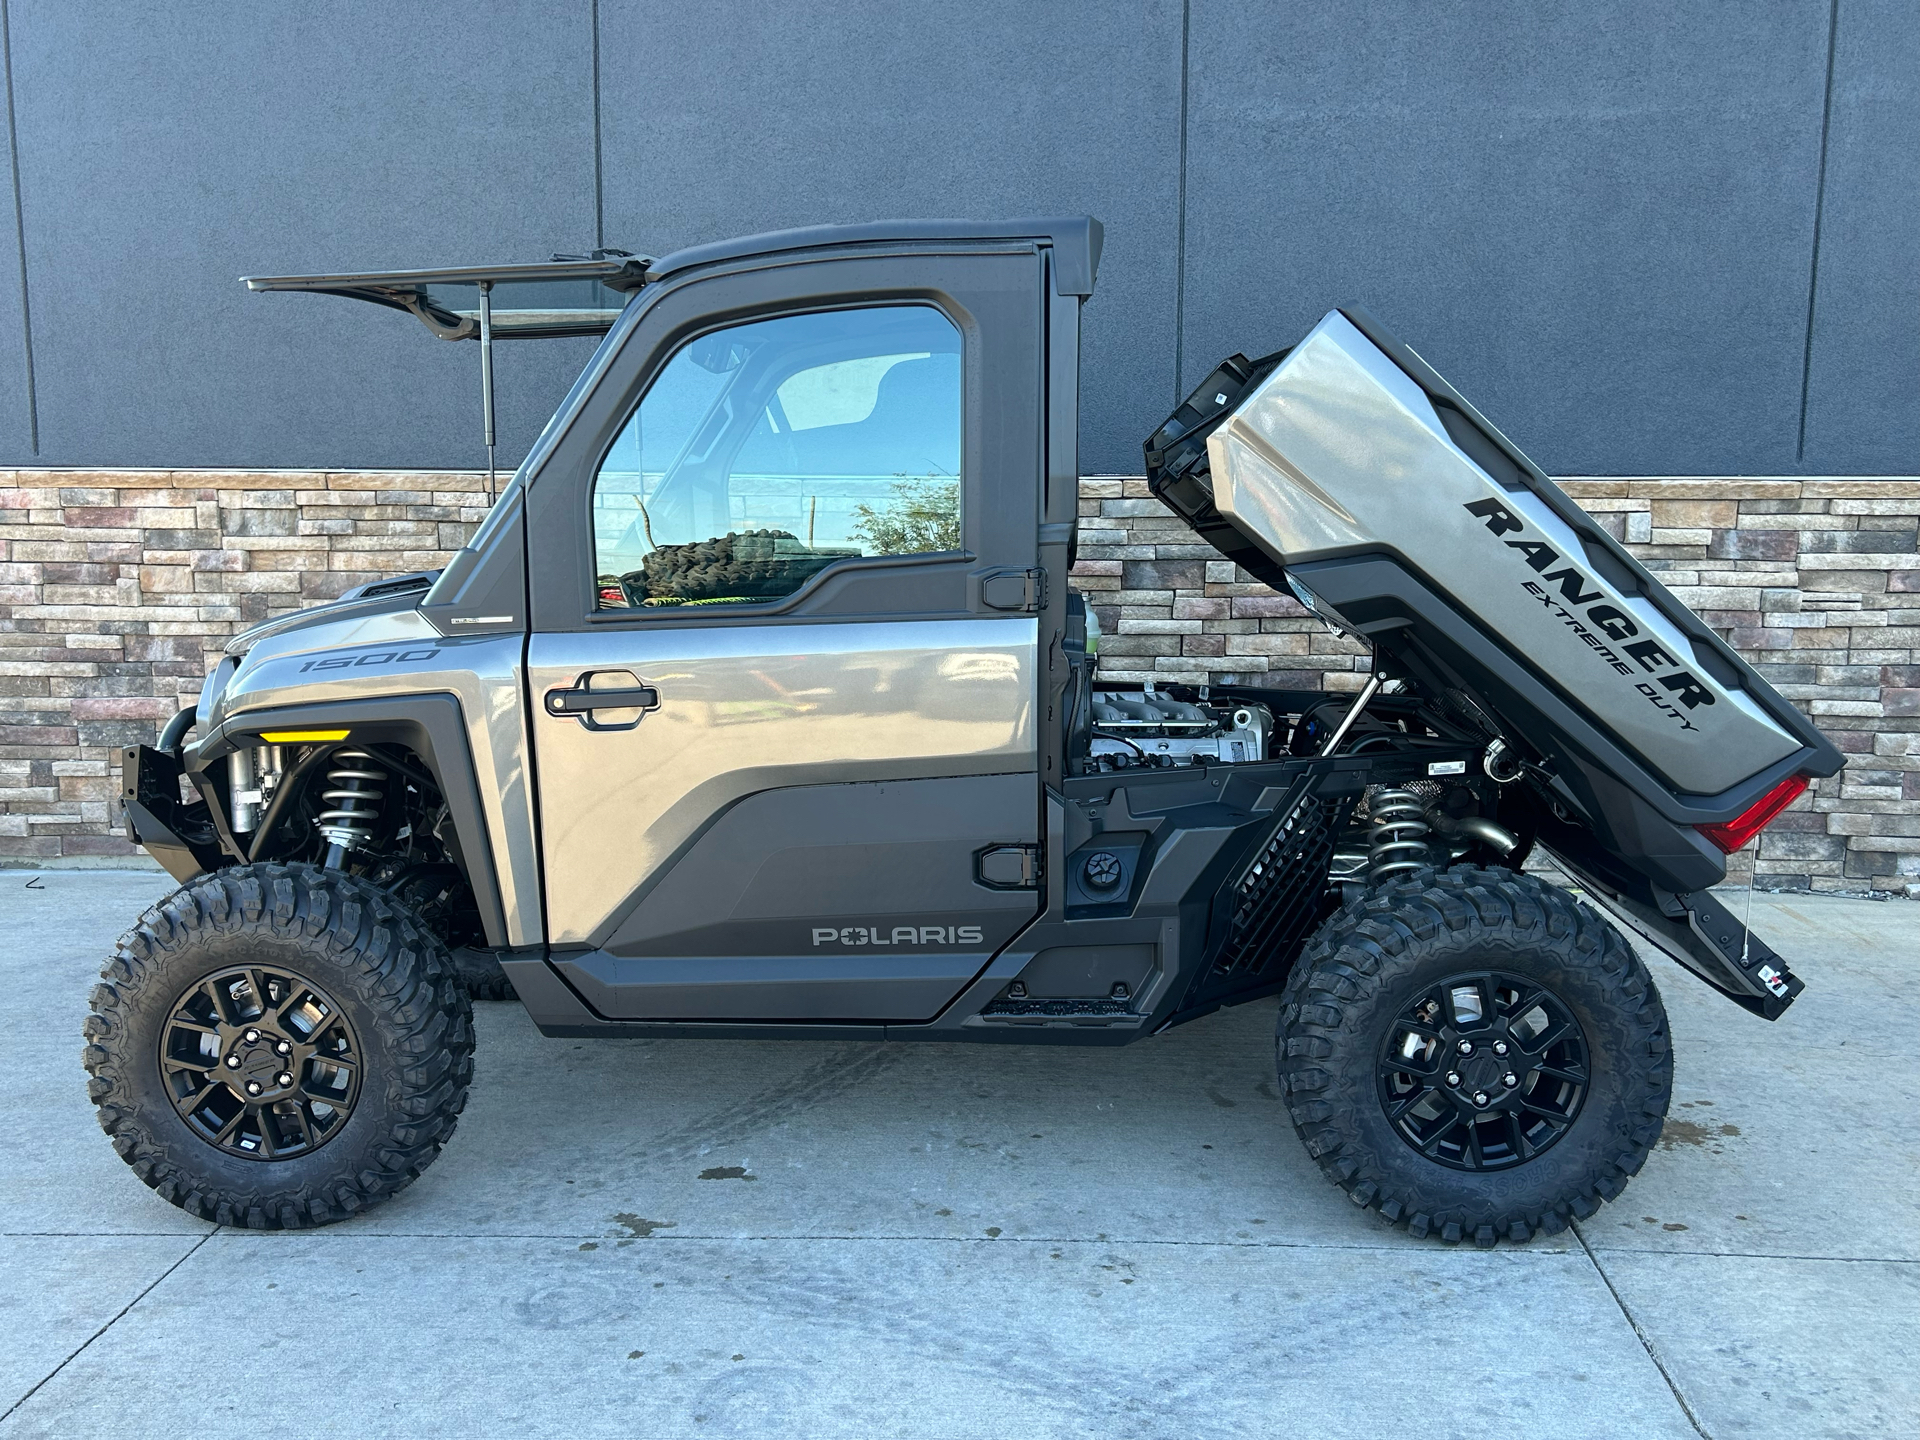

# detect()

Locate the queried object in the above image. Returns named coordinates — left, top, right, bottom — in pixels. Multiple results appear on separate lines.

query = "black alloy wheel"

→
left=1277, top=866, right=1671, bottom=1247
left=159, top=965, right=362, bottom=1161
left=1376, top=970, right=1589, bottom=1171
left=85, top=862, right=473, bottom=1229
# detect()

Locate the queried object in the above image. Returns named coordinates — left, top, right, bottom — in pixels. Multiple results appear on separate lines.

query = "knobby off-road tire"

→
left=450, top=948, right=516, bottom=1002
left=374, top=864, right=510, bottom=1001
left=83, top=863, right=475, bottom=1229
left=1278, top=865, right=1671, bottom=1247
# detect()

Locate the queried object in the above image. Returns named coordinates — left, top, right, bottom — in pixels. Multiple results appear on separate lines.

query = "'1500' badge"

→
left=298, top=648, right=442, bottom=672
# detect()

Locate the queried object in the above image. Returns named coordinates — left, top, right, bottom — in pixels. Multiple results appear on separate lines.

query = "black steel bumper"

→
left=1549, top=848, right=1805, bottom=1021
left=120, top=744, right=222, bottom=885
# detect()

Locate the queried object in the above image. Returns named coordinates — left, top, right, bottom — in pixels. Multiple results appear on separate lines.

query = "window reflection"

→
left=592, top=305, right=962, bottom=610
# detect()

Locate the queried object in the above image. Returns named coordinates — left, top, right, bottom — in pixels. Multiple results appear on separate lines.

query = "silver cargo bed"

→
left=1145, top=308, right=1839, bottom=820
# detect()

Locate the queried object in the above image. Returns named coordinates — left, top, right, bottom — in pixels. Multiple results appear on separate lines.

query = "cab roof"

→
left=645, top=216, right=1102, bottom=296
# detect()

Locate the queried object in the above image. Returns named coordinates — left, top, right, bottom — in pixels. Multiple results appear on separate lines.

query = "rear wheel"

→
left=1277, top=866, right=1670, bottom=1246
left=83, top=863, right=474, bottom=1229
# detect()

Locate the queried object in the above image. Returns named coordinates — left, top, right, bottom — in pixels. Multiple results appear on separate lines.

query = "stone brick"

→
left=1648, top=499, right=1737, bottom=529
left=68, top=695, right=177, bottom=720
left=1231, top=594, right=1307, bottom=619
left=1224, top=633, right=1309, bottom=656
left=222, top=508, right=299, bottom=538
left=63, top=507, right=136, bottom=528
left=1171, top=596, right=1229, bottom=620
left=1800, top=528, right=1918, bottom=554
left=1092, top=635, right=1171, bottom=657
left=138, top=565, right=193, bottom=594
left=1707, top=528, right=1799, bottom=561
left=61, top=832, right=140, bottom=856
left=1758, top=832, right=1848, bottom=862
left=1121, top=559, right=1206, bottom=591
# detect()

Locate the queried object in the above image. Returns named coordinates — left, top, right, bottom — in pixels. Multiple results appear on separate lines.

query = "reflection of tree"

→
left=850, top=474, right=960, bottom=555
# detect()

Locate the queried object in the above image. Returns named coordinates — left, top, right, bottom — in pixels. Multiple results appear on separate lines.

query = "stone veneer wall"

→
left=2, top=470, right=1916, bottom=894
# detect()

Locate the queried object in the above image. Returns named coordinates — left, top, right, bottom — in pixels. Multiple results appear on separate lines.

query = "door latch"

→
left=975, top=844, right=1042, bottom=890
left=980, top=567, right=1047, bottom=613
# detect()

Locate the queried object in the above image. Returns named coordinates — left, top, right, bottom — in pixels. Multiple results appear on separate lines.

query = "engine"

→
left=1085, top=688, right=1274, bottom=771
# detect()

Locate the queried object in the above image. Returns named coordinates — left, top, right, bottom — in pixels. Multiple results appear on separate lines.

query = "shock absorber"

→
left=315, top=750, right=385, bottom=869
left=1366, top=786, right=1432, bottom=883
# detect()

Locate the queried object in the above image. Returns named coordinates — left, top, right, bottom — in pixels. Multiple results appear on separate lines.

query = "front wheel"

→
left=1278, top=866, right=1671, bottom=1247
left=83, top=863, right=474, bottom=1229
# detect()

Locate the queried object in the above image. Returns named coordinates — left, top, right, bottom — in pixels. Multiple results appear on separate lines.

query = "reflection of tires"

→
left=83, top=863, right=474, bottom=1229
left=1278, top=866, right=1671, bottom=1247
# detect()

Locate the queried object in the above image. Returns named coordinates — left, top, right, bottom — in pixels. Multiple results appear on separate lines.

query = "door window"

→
left=592, top=305, right=962, bottom=610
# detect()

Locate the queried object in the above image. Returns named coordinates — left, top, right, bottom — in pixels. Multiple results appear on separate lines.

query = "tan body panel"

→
left=528, top=617, right=1038, bottom=946
left=207, top=611, right=543, bottom=945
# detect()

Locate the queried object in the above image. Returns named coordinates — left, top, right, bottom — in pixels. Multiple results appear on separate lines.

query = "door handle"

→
left=544, top=683, right=659, bottom=717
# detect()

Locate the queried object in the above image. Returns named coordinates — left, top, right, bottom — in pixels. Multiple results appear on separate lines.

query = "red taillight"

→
left=1696, top=774, right=1809, bottom=854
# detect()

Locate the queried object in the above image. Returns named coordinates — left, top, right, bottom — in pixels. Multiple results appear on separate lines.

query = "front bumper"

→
left=120, top=744, right=223, bottom=885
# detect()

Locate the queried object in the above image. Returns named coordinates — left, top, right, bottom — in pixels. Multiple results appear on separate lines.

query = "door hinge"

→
left=975, top=843, right=1042, bottom=890
left=981, top=567, right=1047, bottom=613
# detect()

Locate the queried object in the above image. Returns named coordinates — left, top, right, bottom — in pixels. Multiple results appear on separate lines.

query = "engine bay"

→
left=1064, top=673, right=1540, bottom=894
left=1085, top=688, right=1275, bottom=769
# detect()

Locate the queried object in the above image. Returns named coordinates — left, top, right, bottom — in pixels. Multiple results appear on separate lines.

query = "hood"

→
left=222, top=571, right=441, bottom=657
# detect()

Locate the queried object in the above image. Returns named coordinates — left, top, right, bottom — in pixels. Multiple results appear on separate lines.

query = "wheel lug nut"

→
left=1457, top=1040, right=1473, bottom=1056
left=225, top=1055, right=242, bottom=1069
left=275, top=1040, right=292, bottom=1056
left=276, top=1072, right=293, bottom=1087
left=1472, top=1091, right=1489, bottom=1106
left=1503, top=1072, right=1518, bottom=1088
left=1445, top=1071, right=1461, bottom=1087
left=245, top=1080, right=263, bottom=1096
left=1492, top=1041, right=1508, bottom=1057
left=243, top=1028, right=260, bottom=1043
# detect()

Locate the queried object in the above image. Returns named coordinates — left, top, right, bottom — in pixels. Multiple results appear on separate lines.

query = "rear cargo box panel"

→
left=1150, top=309, right=1830, bottom=802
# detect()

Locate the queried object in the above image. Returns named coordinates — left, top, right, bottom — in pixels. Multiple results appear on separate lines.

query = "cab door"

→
left=523, top=248, right=1048, bottom=1021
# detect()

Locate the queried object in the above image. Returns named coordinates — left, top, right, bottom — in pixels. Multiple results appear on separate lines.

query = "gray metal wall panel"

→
left=594, top=0, right=1183, bottom=477
left=1800, top=0, right=1920, bottom=473
left=4, top=0, right=597, bottom=471
left=0, top=5, right=30, bottom=458
left=0, top=1, right=1912, bottom=478
left=1179, top=2, right=1834, bottom=477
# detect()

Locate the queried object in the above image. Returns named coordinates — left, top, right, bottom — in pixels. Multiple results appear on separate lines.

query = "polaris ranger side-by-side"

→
left=89, top=218, right=1840, bottom=1245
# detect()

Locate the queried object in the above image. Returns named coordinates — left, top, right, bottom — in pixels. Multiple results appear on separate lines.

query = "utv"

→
left=90, top=218, right=1839, bottom=1245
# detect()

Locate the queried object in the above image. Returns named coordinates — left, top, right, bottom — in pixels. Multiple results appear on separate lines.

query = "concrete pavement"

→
left=2, top=872, right=1914, bottom=1438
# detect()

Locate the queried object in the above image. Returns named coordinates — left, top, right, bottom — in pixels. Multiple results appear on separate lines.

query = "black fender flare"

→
left=197, top=693, right=509, bottom=948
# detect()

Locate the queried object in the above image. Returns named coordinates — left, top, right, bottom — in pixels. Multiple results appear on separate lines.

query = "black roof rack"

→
left=244, top=253, right=652, bottom=493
